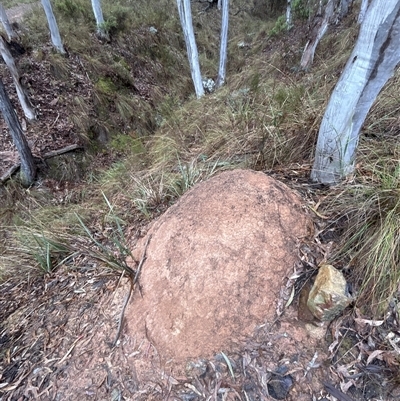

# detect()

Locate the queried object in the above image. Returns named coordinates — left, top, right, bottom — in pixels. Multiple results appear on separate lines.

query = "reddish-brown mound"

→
left=127, top=169, right=311, bottom=365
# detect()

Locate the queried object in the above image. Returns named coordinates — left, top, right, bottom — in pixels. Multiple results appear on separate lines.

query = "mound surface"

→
left=126, top=169, right=311, bottom=364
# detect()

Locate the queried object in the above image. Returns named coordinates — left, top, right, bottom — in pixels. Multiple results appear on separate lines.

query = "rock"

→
left=202, top=77, right=215, bottom=93
left=268, top=372, right=294, bottom=400
left=126, top=170, right=312, bottom=365
left=307, top=264, right=352, bottom=321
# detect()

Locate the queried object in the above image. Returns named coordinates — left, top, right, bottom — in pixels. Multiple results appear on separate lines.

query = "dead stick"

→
left=42, top=144, right=83, bottom=159
left=0, top=163, right=20, bottom=182
left=112, top=234, right=152, bottom=347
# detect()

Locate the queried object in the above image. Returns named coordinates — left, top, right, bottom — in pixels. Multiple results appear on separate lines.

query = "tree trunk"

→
left=0, top=36, right=36, bottom=120
left=0, top=2, right=16, bottom=41
left=358, top=0, right=369, bottom=23
left=0, top=78, right=36, bottom=187
left=91, top=0, right=108, bottom=40
left=177, top=0, right=204, bottom=98
left=300, top=0, right=337, bottom=71
left=338, top=0, right=353, bottom=20
left=286, top=0, right=292, bottom=29
left=41, top=0, right=66, bottom=54
left=311, top=0, right=400, bottom=184
left=216, top=0, right=229, bottom=88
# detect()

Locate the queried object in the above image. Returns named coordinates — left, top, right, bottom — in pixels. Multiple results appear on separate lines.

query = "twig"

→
left=112, top=234, right=152, bottom=347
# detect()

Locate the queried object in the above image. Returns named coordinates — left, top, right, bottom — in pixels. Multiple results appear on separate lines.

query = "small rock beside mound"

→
left=126, top=169, right=311, bottom=364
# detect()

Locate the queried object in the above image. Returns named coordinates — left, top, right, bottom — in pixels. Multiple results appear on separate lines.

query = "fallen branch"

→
left=0, top=144, right=83, bottom=184
left=42, top=143, right=82, bottom=159
left=0, top=164, right=19, bottom=183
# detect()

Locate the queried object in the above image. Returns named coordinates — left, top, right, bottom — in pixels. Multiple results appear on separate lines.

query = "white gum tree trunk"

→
left=358, top=0, right=369, bottom=23
left=300, top=0, right=337, bottom=70
left=311, top=0, right=400, bottom=184
left=41, top=0, right=65, bottom=54
left=0, top=36, right=36, bottom=120
left=91, top=0, right=108, bottom=39
left=177, top=0, right=204, bottom=98
left=216, top=0, right=229, bottom=88
left=0, top=3, right=16, bottom=41
left=286, top=0, right=292, bottom=29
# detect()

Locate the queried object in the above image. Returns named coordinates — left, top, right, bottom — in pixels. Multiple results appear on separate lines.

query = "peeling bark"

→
left=300, top=0, right=338, bottom=71
left=177, top=0, right=204, bottom=98
left=311, top=0, right=400, bottom=184
left=0, top=36, right=36, bottom=120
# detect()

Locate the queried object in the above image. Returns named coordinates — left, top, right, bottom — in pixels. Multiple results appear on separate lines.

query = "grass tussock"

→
left=325, top=137, right=400, bottom=315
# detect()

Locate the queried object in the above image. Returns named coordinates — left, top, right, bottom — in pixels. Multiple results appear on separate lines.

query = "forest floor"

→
left=1, top=2, right=400, bottom=401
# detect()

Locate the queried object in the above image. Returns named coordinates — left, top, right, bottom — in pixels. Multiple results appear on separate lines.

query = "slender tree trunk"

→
left=286, top=0, right=292, bottom=29
left=311, top=0, right=400, bottom=184
left=0, top=3, right=16, bottom=41
left=91, top=0, right=108, bottom=40
left=177, top=0, right=204, bottom=98
left=216, top=0, right=229, bottom=88
left=300, top=0, right=337, bottom=70
left=0, top=78, right=36, bottom=187
left=0, top=36, right=36, bottom=120
left=41, top=0, right=66, bottom=54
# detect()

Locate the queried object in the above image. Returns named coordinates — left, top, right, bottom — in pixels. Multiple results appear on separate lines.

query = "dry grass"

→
left=324, top=135, right=400, bottom=316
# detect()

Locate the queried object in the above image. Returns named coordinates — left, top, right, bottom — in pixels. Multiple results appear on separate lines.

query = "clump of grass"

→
left=130, top=172, right=170, bottom=219
left=15, top=229, right=73, bottom=273
left=1, top=191, right=136, bottom=277
left=327, top=152, right=400, bottom=316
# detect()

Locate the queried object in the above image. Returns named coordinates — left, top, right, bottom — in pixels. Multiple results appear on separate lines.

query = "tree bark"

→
left=0, top=36, right=36, bottom=120
left=0, top=78, right=36, bottom=187
left=286, top=0, right=292, bottom=29
left=300, top=0, right=337, bottom=71
left=338, top=0, right=353, bottom=20
left=91, top=0, right=108, bottom=40
left=0, top=2, right=16, bottom=41
left=41, top=0, right=66, bottom=54
left=177, top=0, right=204, bottom=98
left=216, top=0, right=229, bottom=88
left=358, top=0, right=369, bottom=23
left=311, top=0, right=400, bottom=184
